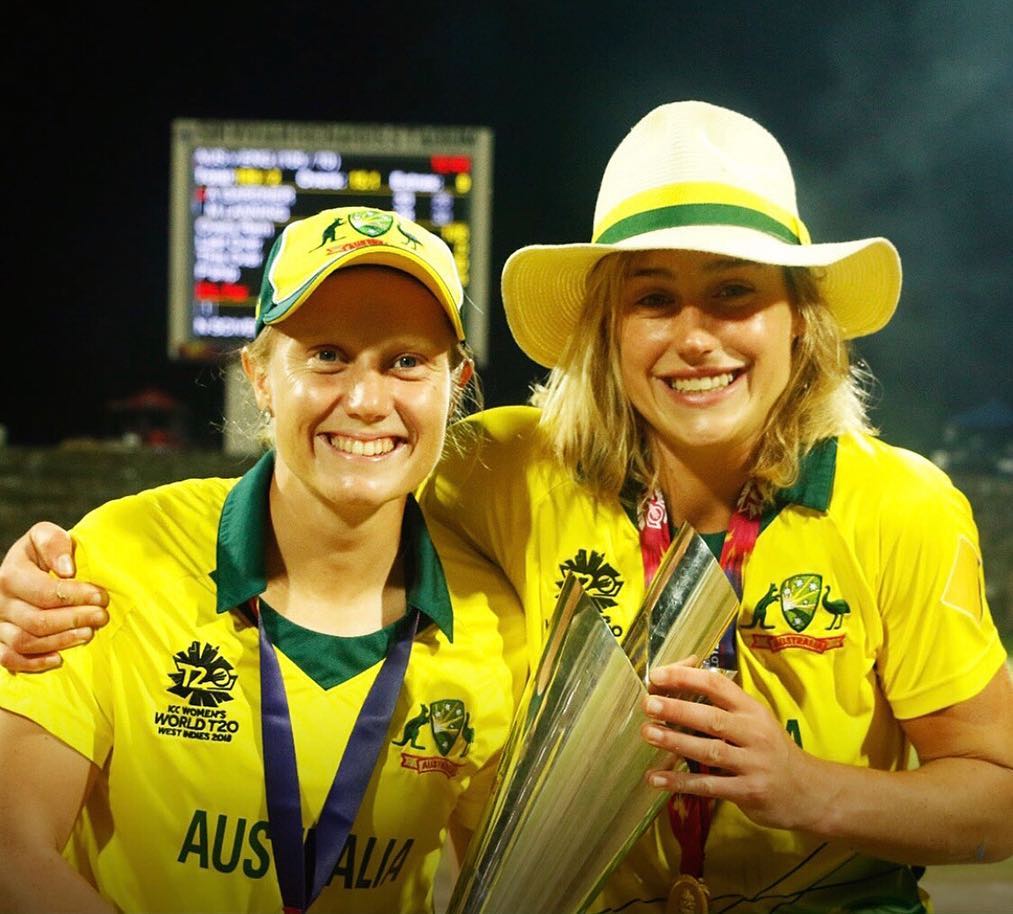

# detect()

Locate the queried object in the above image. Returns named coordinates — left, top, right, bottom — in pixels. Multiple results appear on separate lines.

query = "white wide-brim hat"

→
left=502, top=101, right=902, bottom=368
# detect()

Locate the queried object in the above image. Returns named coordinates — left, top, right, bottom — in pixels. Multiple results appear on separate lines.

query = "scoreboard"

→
left=169, top=119, right=493, bottom=363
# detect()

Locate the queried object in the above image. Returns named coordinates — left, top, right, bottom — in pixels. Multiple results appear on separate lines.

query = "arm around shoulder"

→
left=0, top=523, right=109, bottom=673
left=422, top=406, right=551, bottom=585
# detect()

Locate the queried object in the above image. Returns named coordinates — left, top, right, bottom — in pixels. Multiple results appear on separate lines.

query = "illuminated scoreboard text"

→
left=170, top=121, right=492, bottom=361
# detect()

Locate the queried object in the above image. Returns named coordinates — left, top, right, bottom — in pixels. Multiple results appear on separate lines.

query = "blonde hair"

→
left=237, top=328, right=277, bottom=451
left=531, top=251, right=875, bottom=505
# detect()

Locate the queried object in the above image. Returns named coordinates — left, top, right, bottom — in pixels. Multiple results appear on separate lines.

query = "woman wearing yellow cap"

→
left=0, top=208, right=526, bottom=913
left=2, top=103, right=1011, bottom=913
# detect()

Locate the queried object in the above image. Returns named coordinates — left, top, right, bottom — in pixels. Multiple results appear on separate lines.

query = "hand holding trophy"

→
left=448, top=525, right=739, bottom=914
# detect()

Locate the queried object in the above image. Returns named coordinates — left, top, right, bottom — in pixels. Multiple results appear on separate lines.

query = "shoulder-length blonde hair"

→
left=531, top=250, right=875, bottom=505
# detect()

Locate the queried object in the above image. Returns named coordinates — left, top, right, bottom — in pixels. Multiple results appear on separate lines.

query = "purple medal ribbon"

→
left=256, top=599, right=419, bottom=913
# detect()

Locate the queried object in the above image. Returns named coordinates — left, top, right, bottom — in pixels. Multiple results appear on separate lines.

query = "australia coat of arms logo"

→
left=744, top=573, right=852, bottom=655
left=780, top=573, right=823, bottom=632
left=392, top=698, right=474, bottom=777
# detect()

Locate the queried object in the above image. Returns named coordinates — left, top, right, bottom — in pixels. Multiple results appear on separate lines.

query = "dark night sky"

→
left=6, top=1, right=1011, bottom=453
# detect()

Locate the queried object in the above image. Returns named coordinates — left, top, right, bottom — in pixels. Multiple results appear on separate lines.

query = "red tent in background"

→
left=105, top=387, right=189, bottom=449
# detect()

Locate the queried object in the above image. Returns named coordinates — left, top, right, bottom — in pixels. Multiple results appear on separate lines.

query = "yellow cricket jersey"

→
left=423, top=406, right=1007, bottom=914
left=0, top=452, right=526, bottom=914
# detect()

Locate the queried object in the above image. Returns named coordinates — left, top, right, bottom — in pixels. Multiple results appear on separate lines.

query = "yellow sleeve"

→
left=873, top=452, right=1006, bottom=719
left=0, top=479, right=225, bottom=766
left=0, top=529, right=119, bottom=766
left=421, top=500, right=528, bottom=831
left=423, top=406, right=544, bottom=588
left=422, top=406, right=553, bottom=672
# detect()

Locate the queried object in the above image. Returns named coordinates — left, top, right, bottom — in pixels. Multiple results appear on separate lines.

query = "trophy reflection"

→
left=447, top=526, right=739, bottom=914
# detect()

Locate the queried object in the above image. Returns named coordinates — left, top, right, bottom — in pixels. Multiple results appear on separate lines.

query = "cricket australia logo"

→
left=349, top=209, right=394, bottom=237
left=167, top=641, right=238, bottom=707
left=392, top=698, right=474, bottom=778
left=746, top=574, right=851, bottom=655
left=556, top=549, right=625, bottom=637
left=780, top=573, right=822, bottom=632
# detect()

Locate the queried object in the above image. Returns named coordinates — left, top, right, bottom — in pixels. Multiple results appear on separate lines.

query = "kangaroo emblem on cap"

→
left=311, top=215, right=346, bottom=250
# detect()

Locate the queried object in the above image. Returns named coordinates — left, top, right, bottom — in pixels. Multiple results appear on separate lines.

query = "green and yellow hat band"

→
left=592, top=181, right=811, bottom=247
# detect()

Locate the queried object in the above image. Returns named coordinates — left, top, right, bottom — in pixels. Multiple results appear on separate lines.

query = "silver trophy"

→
left=447, top=525, right=739, bottom=914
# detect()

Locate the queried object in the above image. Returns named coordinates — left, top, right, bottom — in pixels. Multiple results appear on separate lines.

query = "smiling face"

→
left=617, top=249, right=799, bottom=467
left=244, top=266, right=460, bottom=521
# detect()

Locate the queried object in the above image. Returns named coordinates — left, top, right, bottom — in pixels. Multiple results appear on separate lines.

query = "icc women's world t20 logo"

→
left=166, top=641, right=238, bottom=707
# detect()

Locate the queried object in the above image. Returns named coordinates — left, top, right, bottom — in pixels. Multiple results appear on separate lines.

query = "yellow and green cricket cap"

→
left=255, top=206, right=465, bottom=339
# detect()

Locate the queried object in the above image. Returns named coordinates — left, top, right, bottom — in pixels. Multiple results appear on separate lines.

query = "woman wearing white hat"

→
left=2, top=102, right=1011, bottom=913
left=424, top=101, right=1012, bottom=912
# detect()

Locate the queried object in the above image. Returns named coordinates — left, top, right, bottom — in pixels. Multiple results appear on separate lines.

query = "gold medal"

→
left=666, top=874, right=710, bottom=914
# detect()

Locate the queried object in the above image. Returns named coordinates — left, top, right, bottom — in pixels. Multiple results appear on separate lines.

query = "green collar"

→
left=771, top=437, right=837, bottom=513
left=620, top=437, right=839, bottom=528
left=211, top=451, right=454, bottom=687
left=213, top=450, right=274, bottom=612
